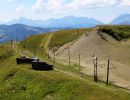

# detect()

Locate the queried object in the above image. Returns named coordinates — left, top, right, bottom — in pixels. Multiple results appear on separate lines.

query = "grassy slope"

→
left=20, top=29, right=93, bottom=71
left=0, top=45, right=14, bottom=61
left=49, top=28, right=92, bottom=49
left=21, top=34, right=46, bottom=54
left=99, top=25, right=130, bottom=40
left=23, top=25, right=130, bottom=52
left=21, top=26, right=130, bottom=72
left=20, top=29, right=92, bottom=61
left=0, top=45, right=130, bottom=100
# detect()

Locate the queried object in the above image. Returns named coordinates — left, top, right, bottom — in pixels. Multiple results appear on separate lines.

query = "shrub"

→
left=99, top=25, right=130, bottom=40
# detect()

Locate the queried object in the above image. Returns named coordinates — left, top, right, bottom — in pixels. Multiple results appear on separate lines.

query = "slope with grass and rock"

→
left=51, top=26, right=130, bottom=89
left=0, top=43, right=130, bottom=100
left=21, top=25, right=130, bottom=90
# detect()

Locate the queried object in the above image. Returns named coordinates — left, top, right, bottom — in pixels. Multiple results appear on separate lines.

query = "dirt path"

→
left=55, top=68, right=88, bottom=82
left=44, top=33, right=54, bottom=53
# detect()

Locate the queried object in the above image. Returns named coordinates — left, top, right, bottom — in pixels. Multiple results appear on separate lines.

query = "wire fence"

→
left=51, top=50, right=130, bottom=90
left=14, top=40, right=130, bottom=91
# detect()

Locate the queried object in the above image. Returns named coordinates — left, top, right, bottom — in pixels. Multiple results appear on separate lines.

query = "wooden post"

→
left=79, top=54, right=81, bottom=71
left=21, top=41, right=24, bottom=55
left=10, top=38, right=13, bottom=48
left=93, top=56, right=98, bottom=82
left=94, top=60, right=96, bottom=82
left=40, top=47, right=43, bottom=57
left=77, top=29, right=79, bottom=39
left=106, top=59, right=110, bottom=85
left=53, top=51, right=56, bottom=67
left=24, top=39, right=26, bottom=49
left=33, top=45, right=36, bottom=58
left=93, top=54, right=95, bottom=81
left=47, top=51, right=50, bottom=59
left=68, top=47, right=70, bottom=67
left=95, top=57, right=98, bottom=82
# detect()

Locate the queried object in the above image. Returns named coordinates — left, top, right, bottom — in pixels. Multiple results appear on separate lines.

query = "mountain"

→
left=111, top=14, right=130, bottom=25
left=7, top=17, right=44, bottom=27
left=42, top=16, right=103, bottom=28
left=7, top=16, right=103, bottom=28
left=0, top=24, right=51, bottom=42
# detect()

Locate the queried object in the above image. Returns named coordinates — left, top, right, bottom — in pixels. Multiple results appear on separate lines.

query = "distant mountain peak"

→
left=119, top=14, right=130, bottom=16
left=0, top=24, right=52, bottom=43
left=111, top=14, right=130, bottom=25
left=6, top=16, right=103, bottom=28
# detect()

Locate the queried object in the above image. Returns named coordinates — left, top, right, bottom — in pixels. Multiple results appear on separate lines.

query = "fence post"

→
left=53, top=51, right=56, bottom=67
left=93, top=54, right=95, bottom=81
left=33, top=45, right=36, bottom=58
left=10, top=38, right=13, bottom=48
left=79, top=54, right=81, bottom=71
left=95, top=57, right=98, bottom=82
left=106, top=59, right=110, bottom=85
left=21, top=41, right=24, bottom=55
left=47, top=50, right=50, bottom=59
left=68, top=47, right=70, bottom=67
left=77, top=29, right=80, bottom=39
left=93, top=57, right=98, bottom=82
left=41, top=48, right=44, bottom=57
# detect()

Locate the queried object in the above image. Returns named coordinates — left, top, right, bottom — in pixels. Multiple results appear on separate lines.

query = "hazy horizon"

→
left=0, top=0, right=130, bottom=23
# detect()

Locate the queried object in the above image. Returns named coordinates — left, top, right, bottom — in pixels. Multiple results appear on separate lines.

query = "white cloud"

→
left=32, top=0, right=130, bottom=13
left=15, top=5, right=27, bottom=14
left=67, top=0, right=124, bottom=9
left=32, top=0, right=45, bottom=12
left=120, top=0, right=130, bottom=6
left=46, top=0, right=62, bottom=11
left=6, top=0, right=14, bottom=2
left=126, top=1, right=130, bottom=6
left=32, top=0, right=65, bottom=14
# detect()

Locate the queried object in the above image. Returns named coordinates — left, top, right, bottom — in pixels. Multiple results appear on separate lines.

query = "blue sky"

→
left=0, top=0, right=130, bottom=23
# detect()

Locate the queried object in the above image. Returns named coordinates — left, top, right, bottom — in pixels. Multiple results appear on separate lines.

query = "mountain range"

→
left=5, top=14, right=130, bottom=28
left=6, top=16, right=103, bottom=28
left=0, top=16, right=103, bottom=43
left=0, top=24, right=52, bottom=43
left=0, top=14, right=130, bottom=43
left=111, top=14, right=130, bottom=25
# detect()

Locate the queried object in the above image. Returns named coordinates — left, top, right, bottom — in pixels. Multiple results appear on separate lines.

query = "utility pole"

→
left=106, top=59, right=110, bottom=85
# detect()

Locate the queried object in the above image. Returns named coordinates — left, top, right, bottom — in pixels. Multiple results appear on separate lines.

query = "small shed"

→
left=32, top=60, right=53, bottom=71
left=16, top=56, right=38, bottom=64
